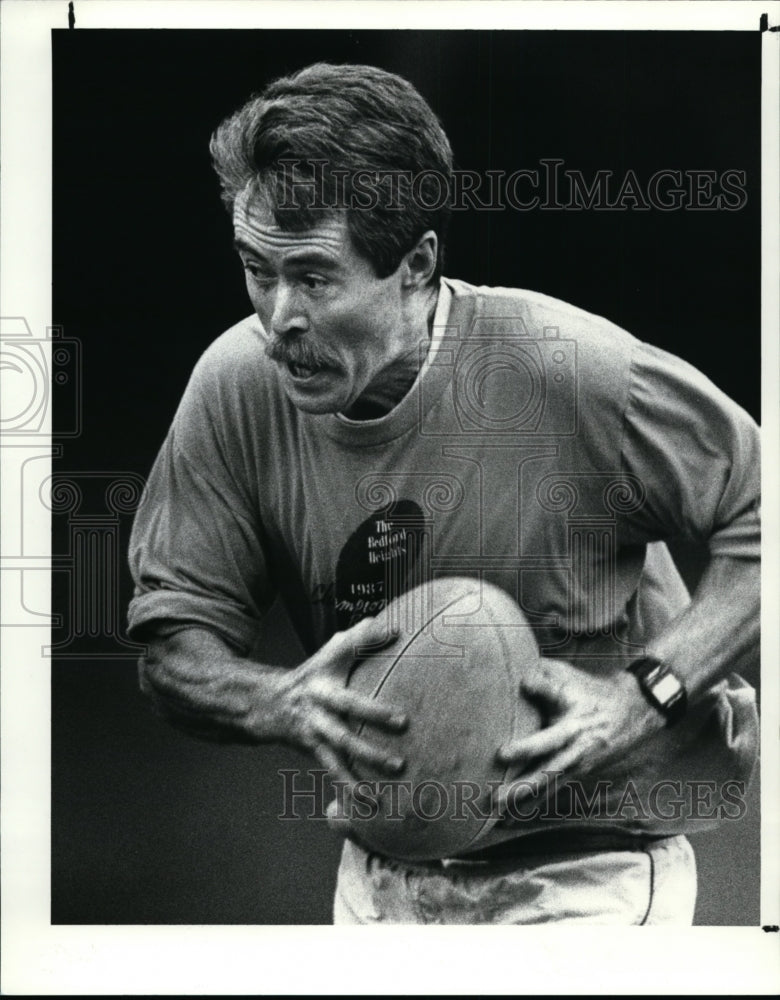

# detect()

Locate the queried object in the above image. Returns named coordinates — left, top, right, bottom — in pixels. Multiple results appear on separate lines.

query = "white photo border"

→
left=1, top=1, right=778, bottom=994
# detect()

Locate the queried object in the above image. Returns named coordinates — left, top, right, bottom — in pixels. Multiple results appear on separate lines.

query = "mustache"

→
left=265, top=338, right=335, bottom=370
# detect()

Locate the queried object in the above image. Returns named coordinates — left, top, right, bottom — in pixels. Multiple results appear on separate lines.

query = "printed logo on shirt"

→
left=333, top=499, right=425, bottom=629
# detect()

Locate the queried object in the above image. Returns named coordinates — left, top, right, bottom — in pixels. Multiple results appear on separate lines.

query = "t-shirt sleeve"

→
left=127, top=352, right=276, bottom=653
left=619, top=342, right=760, bottom=559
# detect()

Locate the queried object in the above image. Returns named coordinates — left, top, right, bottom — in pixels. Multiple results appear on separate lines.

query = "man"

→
left=128, top=63, right=759, bottom=924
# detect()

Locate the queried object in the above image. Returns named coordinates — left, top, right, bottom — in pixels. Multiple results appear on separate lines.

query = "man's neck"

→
left=341, top=284, right=439, bottom=421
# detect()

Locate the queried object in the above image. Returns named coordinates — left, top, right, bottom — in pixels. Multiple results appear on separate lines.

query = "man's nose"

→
left=270, top=282, right=309, bottom=337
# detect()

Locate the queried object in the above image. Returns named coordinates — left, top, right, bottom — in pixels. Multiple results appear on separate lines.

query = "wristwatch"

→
left=627, top=655, right=688, bottom=726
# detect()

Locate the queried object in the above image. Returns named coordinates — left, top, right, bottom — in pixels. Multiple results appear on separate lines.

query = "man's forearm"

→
left=138, top=625, right=292, bottom=744
left=137, top=616, right=409, bottom=788
left=647, top=554, right=759, bottom=702
left=494, top=552, right=760, bottom=798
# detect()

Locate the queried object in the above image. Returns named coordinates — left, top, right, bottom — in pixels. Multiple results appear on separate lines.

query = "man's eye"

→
left=302, top=274, right=327, bottom=291
left=244, top=263, right=274, bottom=283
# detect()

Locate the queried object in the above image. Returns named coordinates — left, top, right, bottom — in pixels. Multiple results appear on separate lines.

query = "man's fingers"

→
left=312, top=712, right=405, bottom=775
left=325, top=794, right=353, bottom=833
left=497, top=745, right=586, bottom=811
left=518, top=669, right=569, bottom=704
left=311, top=683, right=408, bottom=731
left=312, top=742, right=356, bottom=788
left=492, top=778, right=539, bottom=816
left=497, top=716, right=580, bottom=764
left=493, top=751, right=578, bottom=815
left=322, top=615, right=399, bottom=673
left=312, top=743, right=352, bottom=787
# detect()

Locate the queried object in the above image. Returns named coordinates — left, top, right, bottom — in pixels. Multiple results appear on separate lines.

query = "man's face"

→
left=233, top=189, right=416, bottom=415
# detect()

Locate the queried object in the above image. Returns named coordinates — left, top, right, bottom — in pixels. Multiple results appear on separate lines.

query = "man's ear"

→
left=401, top=230, right=438, bottom=290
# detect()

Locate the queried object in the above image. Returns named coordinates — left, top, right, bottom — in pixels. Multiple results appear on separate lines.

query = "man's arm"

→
left=138, top=617, right=408, bottom=786
left=494, top=328, right=761, bottom=807
left=649, top=552, right=758, bottom=698
left=495, top=552, right=759, bottom=805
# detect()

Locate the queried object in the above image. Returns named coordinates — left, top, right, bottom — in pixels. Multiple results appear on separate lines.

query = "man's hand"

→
left=139, top=614, right=408, bottom=790
left=263, top=614, right=409, bottom=788
left=493, top=657, right=663, bottom=813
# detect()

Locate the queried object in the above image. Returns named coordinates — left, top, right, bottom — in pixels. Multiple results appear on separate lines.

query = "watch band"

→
left=627, top=655, right=688, bottom=726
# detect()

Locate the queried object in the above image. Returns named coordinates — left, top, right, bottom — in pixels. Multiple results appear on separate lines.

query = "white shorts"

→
left=333, top=834, right=697, bottom=925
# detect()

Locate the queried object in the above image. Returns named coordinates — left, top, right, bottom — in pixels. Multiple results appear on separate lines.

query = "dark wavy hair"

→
left=209, top=63, right=453, bottom=283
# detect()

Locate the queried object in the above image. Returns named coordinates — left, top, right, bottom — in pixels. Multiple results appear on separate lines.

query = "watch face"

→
left=651, top=672, right=683, bottom=704
left=629, top=658, right=687, bottom=725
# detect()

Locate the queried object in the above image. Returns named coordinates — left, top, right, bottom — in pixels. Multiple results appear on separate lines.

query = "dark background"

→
left=52, top=30, right=761, bottom=924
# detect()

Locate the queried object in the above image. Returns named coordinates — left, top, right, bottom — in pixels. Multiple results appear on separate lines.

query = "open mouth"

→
left=287, top=360, right=321, bottom=379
